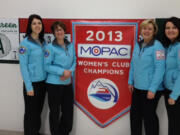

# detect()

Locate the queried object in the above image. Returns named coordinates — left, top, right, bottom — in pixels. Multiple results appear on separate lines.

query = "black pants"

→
left=23, top=81, right=46, bottom=135
left=47, top=83, right=74, bottom=135
left=130, top=88, right=162, bottom=135
left=164, top=89, right=180, bottom=135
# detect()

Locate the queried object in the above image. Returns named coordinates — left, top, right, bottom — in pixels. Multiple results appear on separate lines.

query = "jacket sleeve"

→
left=128, top=42, right=137, bottom=85
left=170, top=45, right=180, bottom=100
left=149, top=42, right=165, bottom=93
left=18, top=43, right=33, bottom=92
left=68, top=44, right=77, bottom=72
left=44, top=45, right=65, bottom=76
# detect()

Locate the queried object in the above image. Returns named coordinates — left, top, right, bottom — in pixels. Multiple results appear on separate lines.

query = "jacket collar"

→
left=52, top=38, right=70, bottom=47
left=27, top=36, right=44, bottom=46
left=138, top=39, right=155, bottom=49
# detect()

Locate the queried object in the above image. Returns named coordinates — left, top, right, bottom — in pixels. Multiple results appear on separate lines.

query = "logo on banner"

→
left=78, top=44, right=131, bottom=59
left=87, top=78, right=119, bottom=109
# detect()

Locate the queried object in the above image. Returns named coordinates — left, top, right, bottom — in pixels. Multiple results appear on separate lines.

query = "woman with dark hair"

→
left=44, top=21, right=76, bottom=135
left=128, top=19, right=165, bottom=135
left=19, top=14, right=46, bottom=135
left=163, top=17, right=180, bottom=135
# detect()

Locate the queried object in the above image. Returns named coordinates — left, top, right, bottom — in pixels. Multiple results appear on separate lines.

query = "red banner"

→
left=72, top=20, right=141, bottom=127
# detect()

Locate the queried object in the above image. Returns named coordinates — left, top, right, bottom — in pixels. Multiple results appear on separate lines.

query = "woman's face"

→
left=141, top=23, right=155, bottom=41
left=165, top=21, right=179, bottom=42
left=54, top=26, right=65, bottom=40
left=31, top=18, right=42, bottom=35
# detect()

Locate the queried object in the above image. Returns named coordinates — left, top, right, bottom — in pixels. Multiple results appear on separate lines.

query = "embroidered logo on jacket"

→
left=19, top=46, right=26, bottom=54
left=156, top=50, right=165, bottom=60
left=44, top=50, right=50, bottom=57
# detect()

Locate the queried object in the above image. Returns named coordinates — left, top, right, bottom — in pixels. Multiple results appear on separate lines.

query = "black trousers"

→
left=130, top=88, right=162, bottom=135
left=164, top=89, right=180, bottom=135
left=47, top=83, right=74, bottom=135
left=23, top=81, right=46, bottom=135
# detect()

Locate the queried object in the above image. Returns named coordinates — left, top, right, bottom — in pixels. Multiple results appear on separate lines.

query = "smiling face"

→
left=141, top=23, right=155, bottom=42
left=54, top=25, right=65, bottom=41
left=31, top=18, right=42, bottom=35
left=165, top=21, right=179, bottom=42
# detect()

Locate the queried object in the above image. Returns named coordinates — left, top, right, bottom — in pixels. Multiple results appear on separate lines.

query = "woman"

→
left=128, top=20, right=165, bottom=135
left=44, top=21, right=76, bottom=135
left=163, top=17, right=180, bottom=135
left=19, top=14, right=46, bottom=135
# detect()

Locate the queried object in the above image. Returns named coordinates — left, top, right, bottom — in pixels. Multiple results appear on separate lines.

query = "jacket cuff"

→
left=170, top=93, right=178, bottom=101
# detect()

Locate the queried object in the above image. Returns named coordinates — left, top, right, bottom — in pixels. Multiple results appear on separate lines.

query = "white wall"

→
left=0, top=0, right=180, bottom=135
left=1, top=0, right=180, bottom=19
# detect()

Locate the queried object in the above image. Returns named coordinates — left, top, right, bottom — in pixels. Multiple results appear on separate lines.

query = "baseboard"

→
left=0, top=130, right=49, bottom=135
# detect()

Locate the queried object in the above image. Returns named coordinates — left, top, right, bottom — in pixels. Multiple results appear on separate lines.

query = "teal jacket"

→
left=44, top=39, right=76, bottom=85
left=128, top=39, right=165, bottom=93
left=19, top=36, right=46, bottom=92
left=164, top=42, right=180, bottom=100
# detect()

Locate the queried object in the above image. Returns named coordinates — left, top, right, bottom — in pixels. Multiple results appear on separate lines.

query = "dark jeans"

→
left=23, top=81, right=46, bottom=135
left=130, top=88, right=163, bottom=135
left=164, top=89, right=180, bottom=135
left=47, top=83, right=74, bottom=135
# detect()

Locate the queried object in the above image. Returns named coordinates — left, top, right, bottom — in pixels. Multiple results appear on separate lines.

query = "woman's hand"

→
left=63, top=70, right=71, bottom=78
left=60, top=70, right=71, bottom=81
left=128, top=85, right=134, bottom=92
left=27, top=90, right=34, bottom=96
left=60, top=76, right=69, bottom=81
left=168, top=98, right=176, bottom=105
left=147, top=91, right=155, bottom=99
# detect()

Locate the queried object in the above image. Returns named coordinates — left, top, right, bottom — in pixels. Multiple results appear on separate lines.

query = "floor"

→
left=0, top=130, right=49, bottom=135
left=0, top=130, right=23, bottom=135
